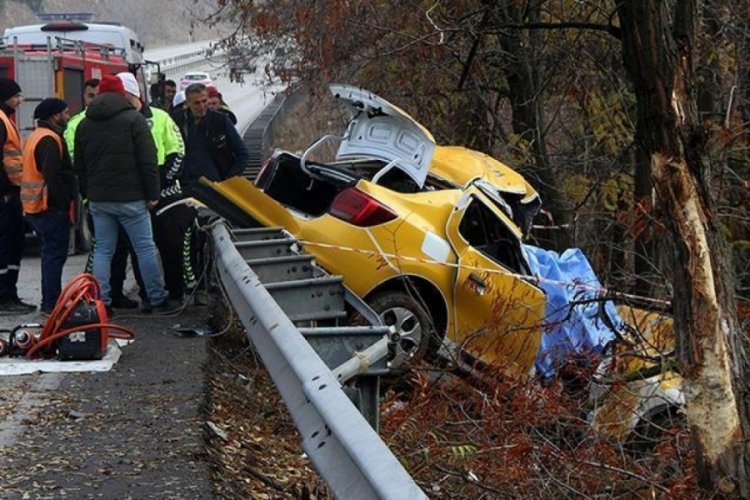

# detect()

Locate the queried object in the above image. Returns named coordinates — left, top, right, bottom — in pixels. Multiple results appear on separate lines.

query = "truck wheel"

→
left=368, top=290, right=438, bottom=369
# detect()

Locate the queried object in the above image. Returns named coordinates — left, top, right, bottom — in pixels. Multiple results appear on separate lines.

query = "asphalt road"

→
left=0, top=59, right=282, bottom=496
left=0, top=254, right=215, bottom=497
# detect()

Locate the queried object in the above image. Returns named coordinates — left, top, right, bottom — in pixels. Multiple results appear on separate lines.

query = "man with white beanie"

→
left=116, top=72, right=192, bottom=306
left=172, top=91, right=186, bottom=111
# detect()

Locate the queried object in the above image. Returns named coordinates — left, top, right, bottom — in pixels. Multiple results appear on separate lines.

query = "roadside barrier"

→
left=210, top=223, right=427, bottom=499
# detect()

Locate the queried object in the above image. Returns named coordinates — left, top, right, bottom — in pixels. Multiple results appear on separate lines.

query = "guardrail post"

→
left=210, top=222, right=427, bottom=499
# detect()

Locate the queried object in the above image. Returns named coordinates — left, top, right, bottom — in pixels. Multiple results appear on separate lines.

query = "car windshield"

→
left=185, top=74, right=207, bottom=80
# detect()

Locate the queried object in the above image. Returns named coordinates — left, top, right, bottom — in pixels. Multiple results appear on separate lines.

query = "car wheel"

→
left=368, top=290, right=437, bottom=369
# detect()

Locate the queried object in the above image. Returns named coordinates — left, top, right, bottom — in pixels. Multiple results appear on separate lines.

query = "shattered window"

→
left=458, top=198, right=530, bottom=276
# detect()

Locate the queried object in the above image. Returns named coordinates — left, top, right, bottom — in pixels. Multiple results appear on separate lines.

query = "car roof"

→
left=183, top=71, right=209, bottom=77
left=430, top=146, right=537, bottom=201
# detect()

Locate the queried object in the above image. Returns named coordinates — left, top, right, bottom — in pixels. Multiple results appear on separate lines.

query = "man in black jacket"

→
left=0, top=78, right=35, bottom=314
left=171, top=83, right=249, bottom=188
left=171, top=83, right=250, bottom=300
left=21, top=98, right=76, bottom=313
left=74, top=75, right=172, bottom=313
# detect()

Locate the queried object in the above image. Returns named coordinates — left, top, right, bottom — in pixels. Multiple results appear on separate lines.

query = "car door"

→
left=445, top=188, right=546, bottom=379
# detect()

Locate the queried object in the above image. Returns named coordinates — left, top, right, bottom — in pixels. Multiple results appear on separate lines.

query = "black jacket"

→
left=32, top=121, right=77, bottom=211
left=74, top=93, right=159, bottom=202
left=171, top=109, right=249, bottom=187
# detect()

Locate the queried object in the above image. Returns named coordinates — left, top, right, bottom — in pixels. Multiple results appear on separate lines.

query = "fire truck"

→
left=0, top=21, right=152, bottom=252
left=0, top=20, right=148, bottom=133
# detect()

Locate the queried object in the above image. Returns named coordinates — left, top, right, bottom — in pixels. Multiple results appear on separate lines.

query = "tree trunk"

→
left=632, top=143, right=655, bottom=296
left=493, top=1, right=571, bottom=249
left=618, top=1, right=750, bottom=495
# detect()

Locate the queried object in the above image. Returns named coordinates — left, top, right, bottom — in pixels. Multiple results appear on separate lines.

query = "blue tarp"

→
left=522, top=245, right=622, bottom=379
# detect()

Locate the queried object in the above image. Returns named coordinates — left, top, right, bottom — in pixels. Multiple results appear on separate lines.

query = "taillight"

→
left=329, top=188, right=398, bottom=227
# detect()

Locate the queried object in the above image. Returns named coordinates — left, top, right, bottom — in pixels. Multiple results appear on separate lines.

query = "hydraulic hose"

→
left=25, top=273, right=135, bottom=359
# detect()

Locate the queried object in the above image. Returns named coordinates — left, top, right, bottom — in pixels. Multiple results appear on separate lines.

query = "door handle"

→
left=467, top=273, right=487, bottom=295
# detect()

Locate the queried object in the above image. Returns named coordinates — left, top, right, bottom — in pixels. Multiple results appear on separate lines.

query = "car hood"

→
left=331, top=84, right=436, bottom=189
left=431, top=146, right=538, bottom=200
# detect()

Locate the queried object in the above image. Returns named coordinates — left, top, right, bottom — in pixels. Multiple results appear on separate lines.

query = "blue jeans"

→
left=28, top=210, right=70, bottom=310
left=88, top=200, right=166, bottom=306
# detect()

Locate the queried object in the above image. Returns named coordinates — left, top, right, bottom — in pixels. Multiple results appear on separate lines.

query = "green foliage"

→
left=600, top=173, right=633, bottom=213
left=561, top=175, right=591, bottom=206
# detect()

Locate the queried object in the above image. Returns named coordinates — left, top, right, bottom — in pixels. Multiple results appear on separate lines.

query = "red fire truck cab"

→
left=0, top=31, right=139, bottom=132
left=0, top=22, right=149, bottom=252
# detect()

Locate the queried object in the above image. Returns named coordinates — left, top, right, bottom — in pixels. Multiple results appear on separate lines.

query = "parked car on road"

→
left=196, top=84, right=683, bottom=440
left=180, top=71, right=212, bottom=90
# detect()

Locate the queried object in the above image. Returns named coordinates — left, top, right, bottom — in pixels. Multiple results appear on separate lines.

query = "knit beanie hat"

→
left=173, top=91, right=186, bottom=107
left=98, top=74, right=126, bottom=96
left=34, top=98, right=68, bottom=120
left=0, top=78, right=22, bottom=102
left=207, top=85, right=219, bottom=98
left=116, top=72, right=141, bottom=98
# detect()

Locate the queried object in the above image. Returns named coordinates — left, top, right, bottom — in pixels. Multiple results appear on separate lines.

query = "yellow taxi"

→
left=199, top=84, right=682, bottom=439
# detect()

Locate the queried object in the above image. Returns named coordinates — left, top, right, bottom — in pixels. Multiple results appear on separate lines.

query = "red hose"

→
left=25, top=273, right=135, bottom=359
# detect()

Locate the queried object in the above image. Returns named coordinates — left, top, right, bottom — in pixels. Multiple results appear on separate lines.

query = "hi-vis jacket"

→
left=20, top=127, right=61, bottom=213
left=21, top=123, right=76, bottom=214
left=143, top=105, right=185, bottom=203
left=0, top=108, right=23, bottom=188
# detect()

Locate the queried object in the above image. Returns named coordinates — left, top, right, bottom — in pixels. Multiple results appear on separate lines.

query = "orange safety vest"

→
left=0, top=109, right=22, bottom=186
left=20, top=128, right=63, bottom=214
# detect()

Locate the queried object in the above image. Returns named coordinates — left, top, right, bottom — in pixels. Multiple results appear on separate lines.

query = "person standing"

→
left=206, top=86, right=237, bottom=126
left=172, top=83, right=249, bottom=188
left=0, top=77, right=35, bottom=314
left=170, top=91, right=186, bottom=113
left=172, top=83, right=250, bottom=301
left=74, top=75, right=174, bottom=313
left=162, top=80, right=177, bottom=112
left=64, top=78, right=99, bottom=156
left=66, top=77, right=146, bottom=309
left=117, top=71, right=191, bottom=304
left=21, top=98, right=76, bottom=313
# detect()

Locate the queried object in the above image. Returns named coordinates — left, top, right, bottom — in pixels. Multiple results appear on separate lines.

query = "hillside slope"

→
left=0, top=0, right=220, bottom=48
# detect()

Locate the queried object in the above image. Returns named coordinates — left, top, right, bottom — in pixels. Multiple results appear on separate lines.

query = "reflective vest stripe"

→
left=20, top=128, right=62, bottom=214
left=20, top=181, right=45, bottom=201
left=0, top=110, right=22, bottom=186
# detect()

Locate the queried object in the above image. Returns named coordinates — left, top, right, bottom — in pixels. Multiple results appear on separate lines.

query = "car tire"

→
left=368, top=290, right=440, bottom=369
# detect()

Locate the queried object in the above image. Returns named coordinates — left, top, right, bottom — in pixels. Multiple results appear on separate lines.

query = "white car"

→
left=179, top=71, right=212, bottom=90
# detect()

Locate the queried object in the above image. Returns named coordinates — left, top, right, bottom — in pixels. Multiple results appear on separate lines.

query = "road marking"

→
left=0, top=372, right=65, bottom=448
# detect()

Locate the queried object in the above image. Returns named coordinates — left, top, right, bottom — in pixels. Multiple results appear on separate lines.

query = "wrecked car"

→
left=197, top=84, right=683, bottom=440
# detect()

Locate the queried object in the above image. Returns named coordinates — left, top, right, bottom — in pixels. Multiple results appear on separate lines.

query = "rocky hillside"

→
left=0, top=0, right=225, bottom=48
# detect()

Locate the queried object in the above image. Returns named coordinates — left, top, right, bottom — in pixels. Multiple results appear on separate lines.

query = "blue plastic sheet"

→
left=522, top=245, right=622, bottom=379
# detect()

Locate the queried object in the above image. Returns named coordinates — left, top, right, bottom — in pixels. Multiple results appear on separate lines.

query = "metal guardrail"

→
left=211, top=222, right=427, bottom=499
left=159, top=49, right=215, bottom=77
left=241, top=93, right=284, bottom=179
left=147, top=43, right=225, bottom=78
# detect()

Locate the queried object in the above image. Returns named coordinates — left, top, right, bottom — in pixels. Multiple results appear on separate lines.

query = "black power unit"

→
left=56, top=301, right=107, bottom=361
